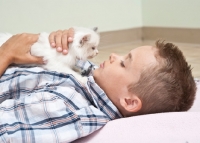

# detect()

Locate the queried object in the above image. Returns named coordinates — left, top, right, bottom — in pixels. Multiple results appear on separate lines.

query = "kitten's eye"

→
left=120, top=60, right=125, bottom=67
left=92, top=47, right=95, bottom=50
left=80, top=40, right=83, bottom=45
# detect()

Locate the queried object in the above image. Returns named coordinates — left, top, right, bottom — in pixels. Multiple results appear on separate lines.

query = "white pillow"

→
left=74, top=112, right=200, bottom=143
left=189, top=79, right=200, bottom=112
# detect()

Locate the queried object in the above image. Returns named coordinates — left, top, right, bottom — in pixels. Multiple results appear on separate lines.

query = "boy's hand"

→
left=49, top=28, right=74, bottom=55
left=0, top=33, right=43, bottom=65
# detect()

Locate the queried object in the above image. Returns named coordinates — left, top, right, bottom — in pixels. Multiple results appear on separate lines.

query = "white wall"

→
left=0, top=0, right=142, bottom=33
left=0, top=0, right=199, bottom=34
left=142, top=0, right=200, bottom=28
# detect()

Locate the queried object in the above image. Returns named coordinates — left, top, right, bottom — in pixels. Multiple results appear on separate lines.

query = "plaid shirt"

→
left=0, top=61, right=122, bottom=143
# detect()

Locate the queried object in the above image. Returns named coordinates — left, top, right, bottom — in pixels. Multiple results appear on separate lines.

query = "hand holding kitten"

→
left=0, top=29, right=74, bottom=77
left=49, top=28, right=74, bottom=55
left=0, top=33, right=43, bottom=65
left=0, top=27, right=99, bottom=84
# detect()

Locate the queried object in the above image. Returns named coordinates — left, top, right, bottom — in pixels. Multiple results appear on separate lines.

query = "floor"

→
left=90, top=40, right=200, bottom=79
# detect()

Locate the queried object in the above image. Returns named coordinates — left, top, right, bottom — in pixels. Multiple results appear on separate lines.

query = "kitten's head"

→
left=70, top=27, right=100, bottom=60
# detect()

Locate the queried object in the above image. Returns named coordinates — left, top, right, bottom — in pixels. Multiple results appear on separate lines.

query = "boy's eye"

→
left=120, top=60, right=125, bottom=67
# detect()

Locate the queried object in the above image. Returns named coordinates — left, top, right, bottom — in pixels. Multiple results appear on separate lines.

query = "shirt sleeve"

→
left=75, top=105, right=110, bottom=138
left=75, top=59, right=99, bottom=76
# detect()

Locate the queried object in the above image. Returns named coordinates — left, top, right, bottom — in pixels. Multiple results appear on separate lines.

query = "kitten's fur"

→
left=0, top=27, right=100, bottom=84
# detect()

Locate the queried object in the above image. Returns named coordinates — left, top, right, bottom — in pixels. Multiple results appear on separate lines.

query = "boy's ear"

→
left=120, top=95, right=142, bottom=113
left=80, top=34, right=91, bottom=46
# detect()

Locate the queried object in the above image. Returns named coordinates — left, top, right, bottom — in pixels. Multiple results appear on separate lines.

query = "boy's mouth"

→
left=100, top=61, right=104, bottom=68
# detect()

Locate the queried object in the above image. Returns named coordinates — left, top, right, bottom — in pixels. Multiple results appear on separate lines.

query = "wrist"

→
left=0, top=48, right=14, bottom=77
left=0, top=48, right=13, bottom=66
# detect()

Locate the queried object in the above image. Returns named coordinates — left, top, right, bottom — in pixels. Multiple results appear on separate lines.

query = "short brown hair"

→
left=129, top=40, right=196, bottom=115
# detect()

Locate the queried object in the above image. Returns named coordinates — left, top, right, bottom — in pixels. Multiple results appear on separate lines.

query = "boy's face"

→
left=93, top=46, right=158, bottom=109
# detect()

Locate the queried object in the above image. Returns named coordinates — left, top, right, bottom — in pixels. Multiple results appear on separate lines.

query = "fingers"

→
left=18, top=33, right=39, bottom=45
left=68, top=28, right=74, bottom=42
left=61, top=32, right=68, bottom=54
left=26, top=54, right=44, bottom=65
left=27, top=33, right=39, bottom=44
left=49, top=32, right=56, bottom=47
left=55, top=30, right=63, bottom=52
left=62, top=28, right=74, bottom=55
left=48, top=28, right=74, bottom=55
left=49, top=30, right=63, bottom=52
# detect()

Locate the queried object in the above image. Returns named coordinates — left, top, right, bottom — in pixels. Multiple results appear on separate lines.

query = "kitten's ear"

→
left=83, top=34, right=90, bottom=41
left=93, top=27, right=98, bottom=32
left=80, top=34, right=91, bottom=46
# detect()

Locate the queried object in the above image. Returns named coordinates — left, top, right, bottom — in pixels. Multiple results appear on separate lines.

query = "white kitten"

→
left=0, top=27, right=100, bottom=84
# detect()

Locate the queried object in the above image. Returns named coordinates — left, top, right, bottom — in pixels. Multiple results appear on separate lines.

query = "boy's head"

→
left=93, top=40, right=196, bottom=117
left=128, top=40, right=197, bottom=116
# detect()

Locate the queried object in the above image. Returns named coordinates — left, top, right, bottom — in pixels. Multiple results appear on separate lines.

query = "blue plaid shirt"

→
left=0, top=61, right=122, bottom=143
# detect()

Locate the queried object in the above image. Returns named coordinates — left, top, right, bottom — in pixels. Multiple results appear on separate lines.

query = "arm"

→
left=0, top=33, right=43, bottom=77
left=0, top=52, right=11, bottom=78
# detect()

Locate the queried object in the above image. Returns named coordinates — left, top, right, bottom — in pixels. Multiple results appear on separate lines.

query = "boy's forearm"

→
left=0, top=51, right=12, bottom=77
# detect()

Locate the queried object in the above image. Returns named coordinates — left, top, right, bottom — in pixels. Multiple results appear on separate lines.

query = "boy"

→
left=0, top=30, right=196, bottom=142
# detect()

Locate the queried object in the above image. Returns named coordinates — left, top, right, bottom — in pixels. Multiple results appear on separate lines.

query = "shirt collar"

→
left=85, top=76, right=123, bottom=120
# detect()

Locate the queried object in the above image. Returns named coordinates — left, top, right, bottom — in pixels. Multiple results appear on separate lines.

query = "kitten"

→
left=0, top=27, right=100, bottom=84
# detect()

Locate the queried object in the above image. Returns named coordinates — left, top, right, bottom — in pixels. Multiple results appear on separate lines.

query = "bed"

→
left=74, top=80, right=200, bottom=143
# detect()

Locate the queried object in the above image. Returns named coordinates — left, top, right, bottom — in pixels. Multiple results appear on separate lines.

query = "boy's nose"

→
left=109, top=53, right=118, bottom=63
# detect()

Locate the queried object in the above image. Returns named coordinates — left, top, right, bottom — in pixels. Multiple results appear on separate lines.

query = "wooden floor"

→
left=90, top=40, right=200, bottom=79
